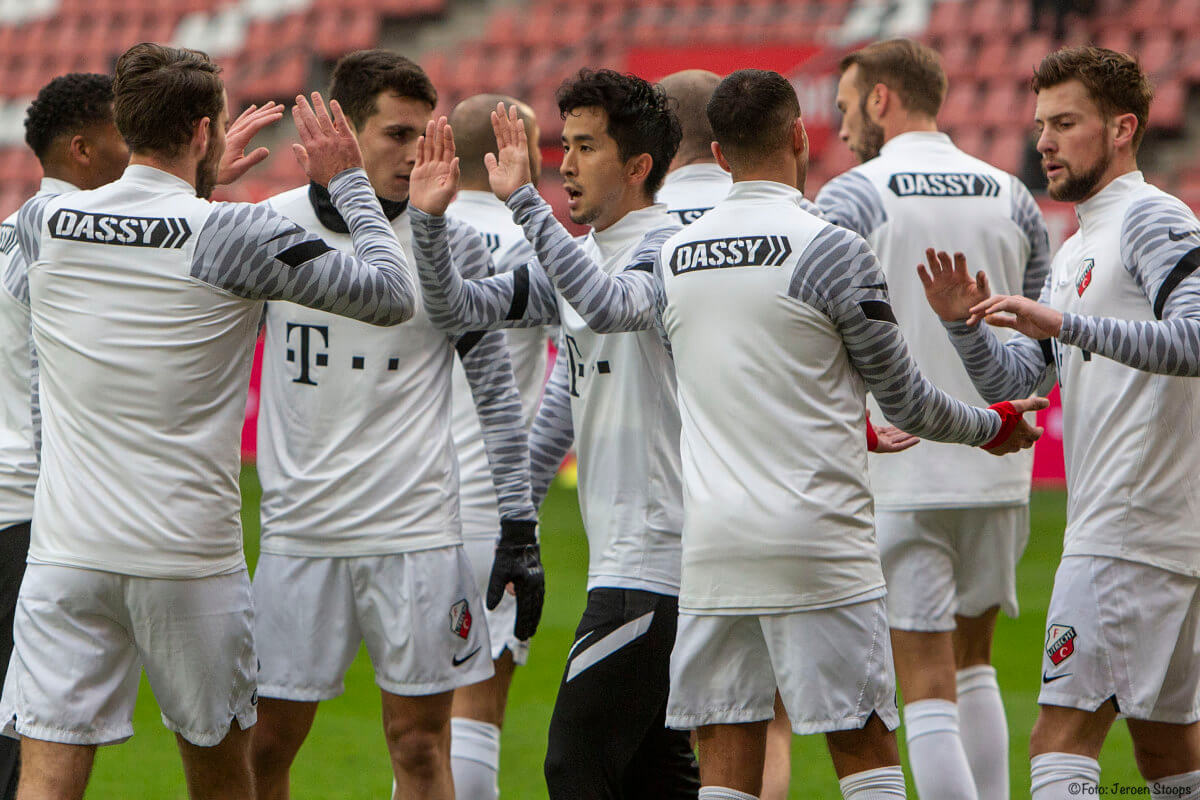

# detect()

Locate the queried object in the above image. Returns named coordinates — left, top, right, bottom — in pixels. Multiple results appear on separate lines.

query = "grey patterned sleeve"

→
left=790, top=224, right=1001, bottom=444
left=1011, top=176, right=1052, bottom=299
left=410, top=206, right=559, bottom=333
left=192, top=168, right=417, bottom=325
left=448, top=216, right=535, bottom=521
left=797, top=195, right=829, bottom=221
left=14, top=194, right=55, bottom=266
left=529, top=350, right=574, bottom=508
left=1059, top=195, right=1200, bottom=375
left=505, top=185, right=669, bottom=333
left=3, top=248, right=41, bottom=460
left=815, top=171, right=887, bottom=239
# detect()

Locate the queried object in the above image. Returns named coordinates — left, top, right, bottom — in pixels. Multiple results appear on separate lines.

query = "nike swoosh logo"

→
left=1168, top=229, right=1199, bottom=241
left=452, top=647, right=482, bottom=667
left=1042, top=671, right=1072, bottom=684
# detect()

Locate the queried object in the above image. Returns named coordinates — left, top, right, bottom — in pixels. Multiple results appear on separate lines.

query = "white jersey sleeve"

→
left=0, top=214, right=36, bottom=525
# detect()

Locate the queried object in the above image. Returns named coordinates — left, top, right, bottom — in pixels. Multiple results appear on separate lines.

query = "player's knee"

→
left=385, top=722, right=449, bottom=779
left=1129, top=732, right=1199, bottom=780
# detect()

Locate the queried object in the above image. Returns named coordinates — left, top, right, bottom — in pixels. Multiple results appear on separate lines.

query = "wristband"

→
left=982, top=401, right=1020, bottom=450
left=865, top=412, right=879, bottom=452
left=499, top=518, right=537, bottom=545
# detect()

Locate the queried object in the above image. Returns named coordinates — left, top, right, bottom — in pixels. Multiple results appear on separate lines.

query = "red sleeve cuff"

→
left=865, top=411, right=879, bottom=452
left=982, top=401, right=1019, bottom=450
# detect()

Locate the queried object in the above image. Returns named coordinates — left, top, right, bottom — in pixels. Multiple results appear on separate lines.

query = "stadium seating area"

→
left=0, top=0, right=1198, bottom=214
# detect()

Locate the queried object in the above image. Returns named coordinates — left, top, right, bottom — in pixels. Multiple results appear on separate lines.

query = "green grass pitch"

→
left=79, top=469, right=1144, bottom=798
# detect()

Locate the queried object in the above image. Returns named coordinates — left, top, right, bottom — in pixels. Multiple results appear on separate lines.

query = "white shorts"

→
left=1038, top=555, right=1200, bottom=723
left=666, top=598, right=900, bottom=736
left=877, top=505, right=1029, bottom=631
left=0, top=564, right=256, bottom=747
left=253, top=546, right=493, bottom=701
left=462, top=535, right=530, bottom=666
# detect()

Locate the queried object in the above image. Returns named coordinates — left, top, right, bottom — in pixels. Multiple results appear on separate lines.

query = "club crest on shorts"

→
left=449, top=599, right=473, bottom=640
left=1075, top=258, right=1094, bottom=297
left=1046, top=623, right=1077, bottom=665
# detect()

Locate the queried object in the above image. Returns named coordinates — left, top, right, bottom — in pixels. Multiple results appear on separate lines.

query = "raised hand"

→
left=217, top=101, right=284, bottom=185
left=408, top=117, right=460, bottom=216
left=969, top=294, right=1064, bottom=339
left=918, top=249, right=991, bottom=323
left=291, top=92, right=363, bottom=188
left=484, top=102, right=532, bottom=201
left=982, top=396, right=1050, bottom=455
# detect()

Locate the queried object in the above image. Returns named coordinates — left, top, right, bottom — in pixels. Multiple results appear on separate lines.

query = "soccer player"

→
left=816, top=39, right=1051, bottom=800
left=919, top=47, right=1200, bottom=800
left=442, top=92, right=549, bottom=800
left=248, top=52, right=541, bottom=800
left=462, top=68, right=1042, bottom=800
left=0, top=72, right=129, bottom=800
left=408, top=69, right=702, bottom=798
left=0, top=42, right=418, bottom=800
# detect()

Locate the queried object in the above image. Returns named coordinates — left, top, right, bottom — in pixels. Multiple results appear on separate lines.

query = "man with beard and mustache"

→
left=816, top=38, right=1051, bottom=800
left=920, top=46, right=1200, bottom=800
left=0, top=43, right=419, bottom=800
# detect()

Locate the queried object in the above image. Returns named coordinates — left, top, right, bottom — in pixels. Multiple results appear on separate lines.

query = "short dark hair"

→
left=113, top=43, right=224, bottom=159
left=839, top=38, right=947, bottom=118
left=24, top=73, right=116, bottom=161
left=556, top=69, right=681, bottom=197
left=329, top=50, right=437, bottom=129
left=707, top=69, right=800, bottom=167
left=1032, top=46, right=1153, bottom=151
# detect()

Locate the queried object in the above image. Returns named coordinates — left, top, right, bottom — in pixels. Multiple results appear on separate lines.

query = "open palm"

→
left=485, top=102, right=532, bottom=201
left=409, top=116, right=460, bottom=216
left=918, top=249, right=991, bottom=323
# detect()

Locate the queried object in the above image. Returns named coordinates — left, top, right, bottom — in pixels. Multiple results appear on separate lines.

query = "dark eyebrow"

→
left=384, top=125, right=418, bottom=135
left=562, top=134, right=597, bottom=143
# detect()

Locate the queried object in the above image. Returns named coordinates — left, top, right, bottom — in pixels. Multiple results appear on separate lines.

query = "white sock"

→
left=1031, top=752, right=1099, bottom=800
left=839, top=766, right=906, bottom=799
left=957, top=665, right=1009, bottom=800
left=904, top=699, right=978, bottom=800
left=450, top=717, right=500, bottom=800
left=698, top=788, right=758, bottom=800
left=1150, top=770, right=1200, bottom=798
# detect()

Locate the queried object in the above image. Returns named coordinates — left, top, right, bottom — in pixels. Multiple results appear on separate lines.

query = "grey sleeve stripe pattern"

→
left=193, top=169, right=416, bottom=326
left=3, top=248, right=29, bottom=306
left=29, top=335, right=39, bottom=463
left=15, top=194, right=54, bottom=266
left=506, top=185, right=669, bottom=333
left=458, top=328, right=536, bottom=521
left=789, top=225, right=1000, bottom=444
left=1010, top=176, right=1053, bottom=300
left=797, top=195, right=828, bottom=221
left=1057, top=195, right=1200, bottom=375
left=944, top=320, right=1054, bottom=402
left=529, top=350, right=574, bottom=508
left=444, top=216, right=497, bottom=281
left=815, top=171, right=886, bottom=239
left=409, top=207, right=559, bottom=333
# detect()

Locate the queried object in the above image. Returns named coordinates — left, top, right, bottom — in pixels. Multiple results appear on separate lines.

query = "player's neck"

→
left=457, top=180, right=492, bottom=193
left=129, top=153, right=198, bottom=191
left=1076, top=154, right=1140, bottom=204
left=729, top=159, right=799, bottom=191
left=592, top=192, right=654, bottom=233
left=668, top=152, right=717, bottom=172
left=882, top=114, right=939, bottom=143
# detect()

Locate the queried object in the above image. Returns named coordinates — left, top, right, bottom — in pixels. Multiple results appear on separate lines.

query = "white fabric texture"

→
left=957, top=665, right=1009, bottom=800
left=1038, top=555, right=1200, bottom=723
left=697, top=787, right=758, bottom=800
left=666, top=600, right=898, bottom=735
left=839, top=766, right=907, bottom=799
left=1150, top=770, right=1200, bottom=798
left=903, top=699, right=978, bottom=800
left=450, top=717, right=500, bottom=800
left=0, top=564, right=256, bottom=746
left=253, top=548, right=493, bottom=700
left=1030, top=752, right=1099, bottom=800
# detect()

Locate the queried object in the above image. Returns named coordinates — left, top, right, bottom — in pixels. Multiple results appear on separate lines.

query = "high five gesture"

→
left=485, top=102, right=533, bottom=201
left=408, top=116, right=461, bottom=216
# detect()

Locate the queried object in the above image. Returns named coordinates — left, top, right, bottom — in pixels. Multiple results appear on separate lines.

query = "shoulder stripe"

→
left=1153, top=245, right=1200, bottom=320
left=506, top=263, right=530, bottom=320
left=274, top=238, right=334, bottom=268
left=455, top=330, right=486, bottom=358
left=859, top=299, right=897, bottom=324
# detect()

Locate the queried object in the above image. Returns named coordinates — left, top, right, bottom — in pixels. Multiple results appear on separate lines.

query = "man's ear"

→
left=793, top=118, right=808, bottom=160
left=626, top=152, right=653, bottom=186
left=712, top=141, right=732, bottom=174
left=67, top=134, right=91, bottom=168
left=869, top=82, right=890, bottom=121
left=1112, top=112, right=1138, bottom=151
left=192, top=116, right=211, bottom=159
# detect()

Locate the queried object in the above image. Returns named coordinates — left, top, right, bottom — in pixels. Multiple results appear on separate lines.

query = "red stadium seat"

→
left=1137, top=29, right=1177, bottom=78
left=926, top=0, right=968, bottom=39
left=988, top=129, right=1028, bottom=174
left=1153, top=79, right=1186, bottom=130
left=938, top=82, right=982, bottom=129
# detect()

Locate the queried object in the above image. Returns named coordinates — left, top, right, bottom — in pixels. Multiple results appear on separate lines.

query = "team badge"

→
left=449, top=599, right=473, bottom=640
left=1046, top=623, right=1077, bottom=665
left=1075, top=258, right=1094, bottom=297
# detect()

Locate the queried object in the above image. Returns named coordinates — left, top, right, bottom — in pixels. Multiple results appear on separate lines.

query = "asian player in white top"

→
left=0, top=44, right=418, bottom=800
left=922, top=47, right=1200, bottom=800
left=817, top=39, right=1052, bottom=800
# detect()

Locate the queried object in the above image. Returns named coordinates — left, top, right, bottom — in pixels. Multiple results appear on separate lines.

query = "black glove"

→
left=488, top=518, right=545, bottom=641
